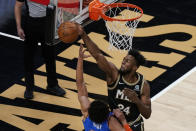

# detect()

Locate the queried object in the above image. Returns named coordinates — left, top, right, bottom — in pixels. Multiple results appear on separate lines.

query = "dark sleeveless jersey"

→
left=108, top=72, right=144, bottom=122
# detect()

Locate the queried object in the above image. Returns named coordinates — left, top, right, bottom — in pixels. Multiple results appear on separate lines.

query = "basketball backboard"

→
left=52, top=0, right=124, bottom=44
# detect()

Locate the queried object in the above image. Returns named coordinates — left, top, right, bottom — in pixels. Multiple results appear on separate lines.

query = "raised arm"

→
left=15, top=0, right=25, bottom=40
left=76, top=24, right=118, bottom=85
left=76, top=44, right=91, bottom=116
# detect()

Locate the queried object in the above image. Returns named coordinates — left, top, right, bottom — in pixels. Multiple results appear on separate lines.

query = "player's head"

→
left=88, top=100, right=110, bottom=124
left=120, top=49, right=146, bottom=74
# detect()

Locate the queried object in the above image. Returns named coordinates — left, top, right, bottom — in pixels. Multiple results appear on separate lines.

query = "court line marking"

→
left=0, top=32, right=23, bottom=41
left=151, top=66, right=196, bottom=101
left=1, top=31, right=196, bottom=102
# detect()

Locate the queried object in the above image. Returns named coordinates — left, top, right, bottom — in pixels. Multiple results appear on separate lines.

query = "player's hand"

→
left=79, top=44, right=91, bottom=59
left=73, top=22, right=85, bottom=36
left=113, top=109, right=127, bottom=125
left=123, top=88, right=139, bottom=103
left=17, top=27, right=25, bottom=40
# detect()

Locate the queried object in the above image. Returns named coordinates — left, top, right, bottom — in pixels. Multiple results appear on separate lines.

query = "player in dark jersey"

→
left=76, top=24, right=151, bottom=131
left=76, top=44, right=133, bottom=131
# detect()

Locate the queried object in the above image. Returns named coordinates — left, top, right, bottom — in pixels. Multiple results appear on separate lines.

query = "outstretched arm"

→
left=76, top=24, right=118, bottom=85
left=76, top=44, right=91, bottom=116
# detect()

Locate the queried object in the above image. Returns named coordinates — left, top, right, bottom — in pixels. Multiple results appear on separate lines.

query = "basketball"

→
left=58, top=22, right=79, bottom=43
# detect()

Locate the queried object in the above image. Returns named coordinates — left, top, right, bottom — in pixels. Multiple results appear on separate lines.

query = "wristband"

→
left=123, top=123, right=133, bottom=131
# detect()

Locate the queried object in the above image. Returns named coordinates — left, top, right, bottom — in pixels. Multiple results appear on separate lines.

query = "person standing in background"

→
left=14, top=0, right=65, bottom=99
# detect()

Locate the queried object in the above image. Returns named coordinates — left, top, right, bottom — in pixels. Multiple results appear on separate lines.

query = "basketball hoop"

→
left=89, top=0, right=143, bottom=51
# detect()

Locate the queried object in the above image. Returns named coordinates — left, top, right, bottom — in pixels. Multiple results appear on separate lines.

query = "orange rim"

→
left=101, top=3, right=143, bottom=21
left=89, top=0, right=143, bottom=21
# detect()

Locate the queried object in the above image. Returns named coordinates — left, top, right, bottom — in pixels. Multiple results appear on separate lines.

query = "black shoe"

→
left=46, top=85, right=66, bottom=96
left=24, top=88, right=34, bottom=99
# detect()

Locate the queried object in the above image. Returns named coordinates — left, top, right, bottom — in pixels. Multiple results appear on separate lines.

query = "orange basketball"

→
left=58, top=22, right=79, bottom=43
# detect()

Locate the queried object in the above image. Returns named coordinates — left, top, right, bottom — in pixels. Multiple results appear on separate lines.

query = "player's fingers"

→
left=113, top=109, right=118, bottom=115
left=74, top=22, right=82, bottom=29
left=80, top=44, right=83, bottom=51
left=82, top=48, right=88, bottom=53
left=84, top=54, right=91, bottom=58
left=123, top=88, right=134, bottom=96
left=116, top=108, right=121, bottom=112
left=124, top=88, right=133, bottom=92
left=123, top=88, right=128, bottom=93
left=113, top=108, right=120, bottom=113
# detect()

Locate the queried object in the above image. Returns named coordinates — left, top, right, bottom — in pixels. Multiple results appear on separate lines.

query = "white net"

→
left=102, top=4, right=142, bottom=51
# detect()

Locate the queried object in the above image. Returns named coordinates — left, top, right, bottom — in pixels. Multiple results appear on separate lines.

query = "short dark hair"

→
left=88, top=100, right=110, bottom=124
left=128, top=49, right=146, bottom=67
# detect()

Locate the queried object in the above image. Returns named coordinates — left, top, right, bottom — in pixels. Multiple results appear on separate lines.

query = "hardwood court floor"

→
left=144, top=67, right=196, bottom=131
